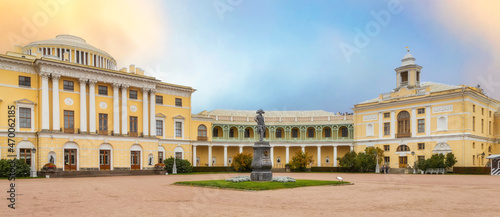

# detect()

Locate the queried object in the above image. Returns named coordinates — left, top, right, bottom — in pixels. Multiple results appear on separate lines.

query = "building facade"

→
left=0, top=35, right=195, bottom=173
left=1, top=35, right=499, bottom=174
left=352, top=52, right=500, bottom=168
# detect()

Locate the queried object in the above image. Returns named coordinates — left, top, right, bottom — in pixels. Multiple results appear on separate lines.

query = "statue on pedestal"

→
left=251, top=109, right=272, bottom=181
left=255, top=109, right=266, bottom=141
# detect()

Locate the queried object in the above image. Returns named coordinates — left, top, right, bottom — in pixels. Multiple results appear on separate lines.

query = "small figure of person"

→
left=385, top=165, right=390, bottom=174
left=381, top=165, right=385, bottom=174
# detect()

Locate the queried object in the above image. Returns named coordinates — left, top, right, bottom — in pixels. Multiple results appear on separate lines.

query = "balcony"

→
left=64, top=128, right=74, bottom=134
left=98, top=130, right=108, bottom=135
left=129, top=132, right=138, bottom=137
left=197, top=136, right=208, bottom=141
left=396, top=133, right=411, bottom=138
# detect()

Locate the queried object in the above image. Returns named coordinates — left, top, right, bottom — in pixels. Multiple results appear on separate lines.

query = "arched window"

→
left=244, top=127, right=253, bottom=138
left=397, top=111, right=411, bottom=138
left=339, top=126, right=348, bottom=138
left=396, top=145, right=410, bottom=152
left=307, top=127, right=315, bottom=138
left=198, top=125, right=207, bottom=141
left=292, top=128, right=299, bottom=138
left=213, top=126, right=223, bottom=138
left=276, top=128, right=283, bottom=138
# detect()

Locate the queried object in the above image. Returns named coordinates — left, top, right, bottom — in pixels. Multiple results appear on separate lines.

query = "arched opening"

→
left=275, top=127, right=284, bottom=139
left=63, top=142, right=79, bottom=171
left=147, top=153, right=154, bottom=166
left=99, top=143, right=113, bottom=170
left=366, top=124, right=374, bottom=136
left=396, top=145, right=410, bottom=152
left=323, top=127, right=332, bottom=138
left=158, top=146, right=166, bottom=164
left=229, top=127, right=238, bottom=138
left=307, top=127, right=315, bottom=139
left=48, top=151, right=56, bottom=165
left=174, top=146, right=184, bottom=159
left=244, top=127, right=254, bottom=138
left=338, top=126, right=348, bottom=138
left=212, top=126, right=223, bottom=138
left=397, top=111, right=411, bottom=138
left=130, top=144, right=142, bottom=170
left=17, top=141, right=35, bottom=167
left=437, top=116, right=447, bottom=131
left=291, top=127, right=300, bottom=138
left=197, top=125, right=207, bottom=141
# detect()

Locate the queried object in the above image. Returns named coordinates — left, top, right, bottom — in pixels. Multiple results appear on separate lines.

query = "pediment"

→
left=172, top=115, right=185, bottom=120
left=156, top=113, right=166, bottom=118
left=15, top=98, right=36, bottom=105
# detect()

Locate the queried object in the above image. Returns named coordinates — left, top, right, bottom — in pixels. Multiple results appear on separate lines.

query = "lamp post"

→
left=375, top=152, right=380, bottom=174
left=172, top=155, right=177, bottom=174
left=411, top=151, right=416, bottom=174
left=31, top=148, right=37, bottom=177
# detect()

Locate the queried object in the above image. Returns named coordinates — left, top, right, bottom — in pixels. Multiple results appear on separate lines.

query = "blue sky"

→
left=2, top=0, right=499, bottom=114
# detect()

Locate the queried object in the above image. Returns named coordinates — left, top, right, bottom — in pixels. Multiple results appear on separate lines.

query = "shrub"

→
left=338, top=151, right=357, bottom=172
left=445, top=153, right=457, bottom=169
left=42, top=163, right=57, bottom=170
left=426, top=154, right=445, bottom=168
left=354, top=152, right=376, bottom=172
left=0, top=159, right=31, bottom=178
left=231, top=153, right=253, bottom=172
left=453, top=167, right=490, bottom=174
left=290, top=151, right=313, bottom=172
left=416, top=159, right=428, bottom=172
left=154, top=163, right=166, bottom=169
left=164, top=157, right=192, bottom=173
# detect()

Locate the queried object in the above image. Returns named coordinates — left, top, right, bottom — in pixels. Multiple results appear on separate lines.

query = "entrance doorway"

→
left=399, top=156, right=408, bottom=168
left=64, top=149, right=77, bottom=171
left=100, top=150, right=111, bottom=170
left=131, top=151, right=141, bottom=170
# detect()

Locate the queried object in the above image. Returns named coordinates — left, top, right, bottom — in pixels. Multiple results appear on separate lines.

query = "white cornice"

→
left=0, top=56, right=36, bottom=74
left=156, top=84, right=194, bottom=98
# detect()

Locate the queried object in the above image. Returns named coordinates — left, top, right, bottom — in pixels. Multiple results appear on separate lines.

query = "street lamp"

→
left=172, top=155, right=177, bottom=174
left=411, top=151, right=416, bottom=174
left=31, top=148, right=37, bottom=177
left=375, top=152, right=380, bottom=174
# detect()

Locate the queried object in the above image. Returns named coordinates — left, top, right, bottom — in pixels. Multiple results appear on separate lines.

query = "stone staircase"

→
left=387, top=168, right=406, bottom=174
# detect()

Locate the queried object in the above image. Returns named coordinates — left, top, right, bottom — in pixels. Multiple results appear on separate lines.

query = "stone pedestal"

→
left=251, top=141, right=273, bottom=181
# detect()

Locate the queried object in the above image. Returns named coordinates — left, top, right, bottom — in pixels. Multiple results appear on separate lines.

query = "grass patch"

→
left=174, top=179, right=350, bottom=191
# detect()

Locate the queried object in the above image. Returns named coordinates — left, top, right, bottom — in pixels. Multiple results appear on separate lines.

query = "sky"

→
left=1, top=0, right=500, bottom=114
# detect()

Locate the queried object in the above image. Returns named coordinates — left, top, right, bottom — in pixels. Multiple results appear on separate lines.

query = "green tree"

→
left=354, top=152, right=376, bottom=172
left=164, top=157, right=193, bottom=173
left=426, top=154, right=445, bottom=168
left=365, top=147, right=384, bottom=165
left=445, top=152, right=457, bottom=169
left=231, top=153, right=253, bottom=172
left=338, top=151, right=357, bottom=172
left=290, top=151, right=313, bottom=172
left=416, top=159, right=428, bottom=172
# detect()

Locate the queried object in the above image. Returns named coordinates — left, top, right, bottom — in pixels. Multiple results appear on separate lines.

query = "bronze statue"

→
left=254, top=109, right=266, bottom=141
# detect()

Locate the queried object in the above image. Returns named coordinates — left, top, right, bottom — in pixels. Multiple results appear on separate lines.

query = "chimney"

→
left=120, top=67, right=127, bottom=72
left=136, top=67, right=144, bottom=75
left=129, top=64, right=136, bottom=73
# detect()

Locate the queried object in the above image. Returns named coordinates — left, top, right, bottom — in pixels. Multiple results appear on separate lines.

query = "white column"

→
left=270, top=146, right=274, bottom=167
left=79, top=79, right=87, bottom=133
left=208, top=145, right=212, bottom=166
left=150, top=89, right=156, bottom=137
left=390, top=110, right=396, bottom=138
left=333, top=146, right=338, bottom=167
left=301, top=145, right=305, bottom=153
left=223, top=145, right=228, bottom=166
left=317, top=146, right=322, bottom=167
left=88, top=80, right=97, bottom=134
left=426, top=106, right=431, bottom=136
left=350, top=145, right=354, bottom=152
left=411, top=107, right=417, bottom=137
left=121, top=85, right=128, bottom=135
left=30, top=151, right=37, bottom=177
left=113, top=84, right=120, bottom=134
left=142, top=88, right=149, bottom=136
left=285, top=146, right=290, bottom=164
left=378, top=112, right=383, bottom=139
left=192, top=145, right=197, bottom=166
left=41, top=73, right=50, bottom=130
left=239, top=145, right=243, bottom=154
left=51, top=74, right=61, bottom=131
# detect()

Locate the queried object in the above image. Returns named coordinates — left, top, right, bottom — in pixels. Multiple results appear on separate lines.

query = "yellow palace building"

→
left=0, top=35, right=197, bottom=173
left=1, top=35, right=499, bottom=175
left=353, top=52, right=500, bottom=169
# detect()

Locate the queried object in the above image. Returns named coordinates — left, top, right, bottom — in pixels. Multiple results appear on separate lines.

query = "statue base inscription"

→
left=251, top=141, right=273, bottom=181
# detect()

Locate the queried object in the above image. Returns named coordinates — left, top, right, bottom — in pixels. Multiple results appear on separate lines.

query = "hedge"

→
left=192, top=166, right=235, bottom=172
left=453, top=167, right=490, bottom=174
left=310, top=167, right=349, bottom=173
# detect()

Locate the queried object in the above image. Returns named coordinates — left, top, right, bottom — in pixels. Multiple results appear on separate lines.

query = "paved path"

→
left=1, top=173, right=499, bottom=216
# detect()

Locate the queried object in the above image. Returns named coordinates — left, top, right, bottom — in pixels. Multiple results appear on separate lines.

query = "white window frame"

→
left=15, top=100, right=36, bottom=132
left=173, top=118, right=185, bottom=139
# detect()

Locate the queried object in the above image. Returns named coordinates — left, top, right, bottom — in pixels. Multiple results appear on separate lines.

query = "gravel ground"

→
left=2, top=172, right=499, bottom=217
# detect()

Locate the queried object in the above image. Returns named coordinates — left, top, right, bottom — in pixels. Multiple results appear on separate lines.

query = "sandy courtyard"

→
left=2, top=173, right=499, bottom=217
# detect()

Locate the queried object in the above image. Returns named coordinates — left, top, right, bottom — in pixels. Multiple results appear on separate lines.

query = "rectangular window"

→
left=307, top=128, right=314, bottom=138
left=275, top=129, right=282, bottom=138
left=19, top=148, right=32, bottom=166
left=482, top=108, right=484, bottom=115
left=473, top=104, right=476, bottom=113
left=19, top=107, right=31, bottom=128
left=418, top=119, right=425, bottom=133
left=156, top=120, right=163, bottom=136
left=384, top=145, right=390, bottom=151
left=489, top=121, right=492, bottom=135
left=229, top=129, right=234, bottom=138
left=158, top=152, right=164, bottom=164
left=418, top=143, right=425, bottom=150
left=384, top=156, right=390, bottom=164
left=384, top=112, right=390, bottom=118
left=384, top=123, right=390, bottom=135
left=129, top=90, right=138, bottom=99
left=63, top=80, right=74, bottom=91
left=64, top=110, right=74, bottom=133
left=418, top=156, right=425, bottom=162
left=473, top=155, right=475, bottom=165
left=292, top=129, right=298, bottom=138
left=473, top=116, right=476, bottom=131
left=417, top=108, right=425, bottom=114
left=155, top=95, right=163, bottom=104
left=324, top=128, right=331, bottom=138
left=213, top=128, right=219, bottom=137
left=175, top=122, right=182, bottom=137
left=99, top=113, right=108, bottom=135
left=130, top=116, right=138, bottom=136
left=489, top=111, right=492, bottom=117
left=473, top=142, right=476, bottom=149
left=482, top=119, right=484, bottom=133
left=175, top=98, right=182, bottom=107
left=98, top=85, right=108, bottom=95
left=19, top=76, right=31, bottom=87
